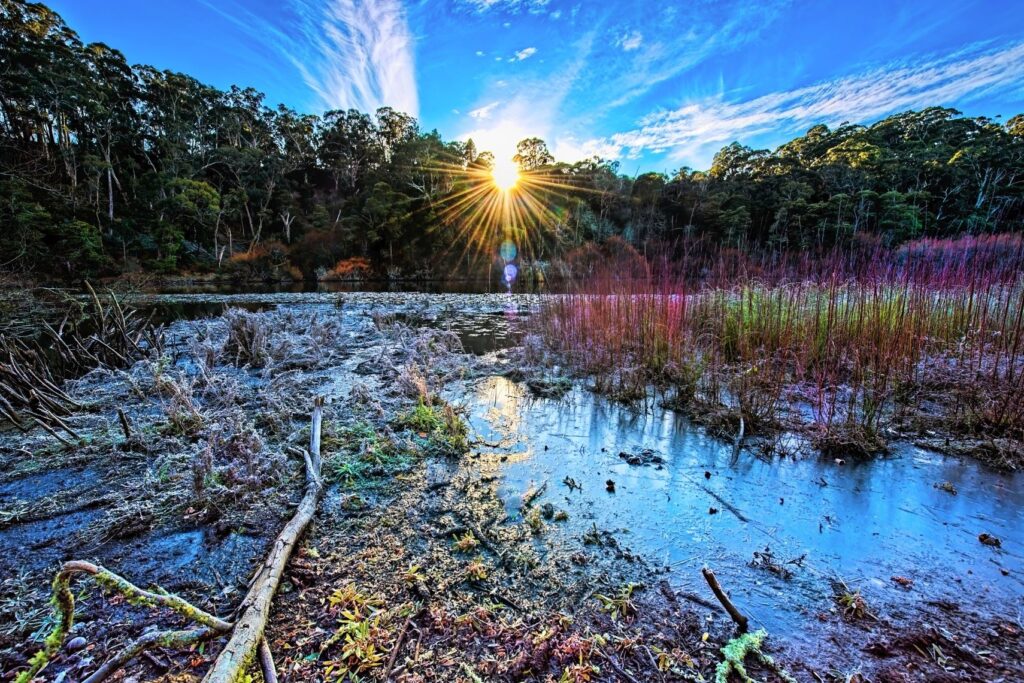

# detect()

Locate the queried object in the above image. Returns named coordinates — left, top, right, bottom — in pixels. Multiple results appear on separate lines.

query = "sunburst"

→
left=432, top=156, right=583, bottom=272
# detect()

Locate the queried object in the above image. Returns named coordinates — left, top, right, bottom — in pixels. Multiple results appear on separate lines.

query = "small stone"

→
left=65, top=636, right=87, bottom=653
left=605, top=479, right=615, bottom=493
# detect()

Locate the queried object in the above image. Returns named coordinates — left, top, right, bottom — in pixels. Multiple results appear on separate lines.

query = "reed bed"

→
left=536, top=237, right=1024, bottom=463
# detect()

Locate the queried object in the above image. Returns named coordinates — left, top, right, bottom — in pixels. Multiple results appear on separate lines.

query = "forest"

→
left=2, top=0, right=1024, bottom=283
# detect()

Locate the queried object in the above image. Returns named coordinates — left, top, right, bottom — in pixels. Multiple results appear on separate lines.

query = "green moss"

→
left=14, top=571, right=75, bottom=683
left=397, top=400, right=468, bottom=457
left=715, top=629, right=795, bottom=683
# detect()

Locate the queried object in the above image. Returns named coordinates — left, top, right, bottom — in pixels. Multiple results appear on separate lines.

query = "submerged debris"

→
left=979, top=533, right=1002, bottom=547
left=749, top=546, right=805, bottom=580
left=617, top=448, right=665, bottom=466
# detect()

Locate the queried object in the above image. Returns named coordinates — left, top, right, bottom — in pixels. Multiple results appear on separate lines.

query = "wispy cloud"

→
left=203, top=0, right=418, bottom=116
left=511, top=46, right=537, bottom=62
left=590, top=40, right=1024, bottom=165
left=291, top=0, right=418, bottom=115
left=468, top=101, right=501, bottom=119
left=615, top=30, right=643, bottom=52
left=455, top=0, right=551, bottom=15
left=590, top=2, right=790, bottom=109
left=459, top=31, right=597, bottom=161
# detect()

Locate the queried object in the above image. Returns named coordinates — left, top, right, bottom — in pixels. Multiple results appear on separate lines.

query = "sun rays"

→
left=431, top=156, right=583, bottom=274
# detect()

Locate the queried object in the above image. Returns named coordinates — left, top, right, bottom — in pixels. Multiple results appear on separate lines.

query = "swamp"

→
left=0, top=271, right=1021, bottom=683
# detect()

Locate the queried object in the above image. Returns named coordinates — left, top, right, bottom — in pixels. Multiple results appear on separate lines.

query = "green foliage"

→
left=398, top=400, right=469, bottom=456
left=594, top=582, right=640, bottom=621
left=1, top=1, right=1022, bottom=282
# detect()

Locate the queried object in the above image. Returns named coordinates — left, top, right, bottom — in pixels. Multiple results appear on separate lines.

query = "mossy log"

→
left=14, top=561, right=229, bottom=683
left=715, top=629, right=796, bottom=683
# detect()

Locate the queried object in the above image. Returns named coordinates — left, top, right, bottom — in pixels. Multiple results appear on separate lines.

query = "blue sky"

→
left=49, top=0, right=1024, bottom=173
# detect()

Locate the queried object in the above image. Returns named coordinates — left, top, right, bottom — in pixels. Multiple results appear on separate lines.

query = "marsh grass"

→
left=537, top=236, right=1024, bottom=460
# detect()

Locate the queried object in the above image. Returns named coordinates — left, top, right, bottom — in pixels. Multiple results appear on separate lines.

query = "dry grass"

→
left=535, top=238, right=1024, bottom=459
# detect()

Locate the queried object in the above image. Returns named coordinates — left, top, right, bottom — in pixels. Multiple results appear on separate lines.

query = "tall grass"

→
left=536, top=235, right=1024, bottom=461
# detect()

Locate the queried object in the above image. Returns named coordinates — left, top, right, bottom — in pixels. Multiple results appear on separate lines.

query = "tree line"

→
left=2, top=0, right=1023, bottom=282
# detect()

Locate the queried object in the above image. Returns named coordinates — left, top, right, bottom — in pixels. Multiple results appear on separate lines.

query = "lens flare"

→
left=499, top=240, right=518, bottom=261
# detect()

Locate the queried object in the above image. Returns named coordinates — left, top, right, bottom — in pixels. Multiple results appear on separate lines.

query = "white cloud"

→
left=455, top=0, right=550, bottom=15
left=468, top=101, right=502, bottom=119
left=552, top=136, right=622, bottom=163
left=511, top=46, right=537, bottom=62
left=588, top=41, right=1024, bottom=165
left=475, top=50, right=485, bottom=56
left=458, top=32, right=597, bottom=164
left=204, top=0, right=418, bottom=116
left=591, top=1, right=790, bottom=110
left=616, top=30, right=643, bottom=52
left=290, top=0, right=418, bottom=115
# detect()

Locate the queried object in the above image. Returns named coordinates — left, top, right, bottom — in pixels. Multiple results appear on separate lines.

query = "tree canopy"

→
left=1, top=0, right=1022, bottom=282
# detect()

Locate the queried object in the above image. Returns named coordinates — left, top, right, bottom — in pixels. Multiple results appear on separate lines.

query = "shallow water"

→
left=463, top=376, right=1024, bottom=644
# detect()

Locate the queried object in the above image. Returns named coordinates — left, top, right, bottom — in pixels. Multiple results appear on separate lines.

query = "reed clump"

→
left=536, top=236, right=1024, bottom=464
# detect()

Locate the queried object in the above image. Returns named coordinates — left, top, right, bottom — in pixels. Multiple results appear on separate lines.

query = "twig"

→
left=257, top=638, right=279, bottom=683
left=117, top=408, right=132, bottom=440
left=595, top=650, right=641, bottom=683
left=702, top=567, right=748, bottom=633
left=383, top=609, right=420, bottom=681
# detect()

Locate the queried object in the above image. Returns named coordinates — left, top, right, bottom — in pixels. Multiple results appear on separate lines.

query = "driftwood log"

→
left=15, top=397, right=325, bottom=683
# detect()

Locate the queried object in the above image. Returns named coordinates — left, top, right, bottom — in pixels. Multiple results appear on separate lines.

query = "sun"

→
left=491, top=157, right=520, bottom=192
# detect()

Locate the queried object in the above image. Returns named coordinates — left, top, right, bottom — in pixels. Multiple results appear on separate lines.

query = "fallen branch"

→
left=15, top=398, right=326, bottom=683
left=202, top=396, right=325, bottom=683
left=697, top=482, right=749, bottom=523
left=702, top=567, right=748, bottom=633
left=382, top=608, right=422, bottom=681
left=117, top=407, right=133, bottom=440
left=13, top=561, right=229, bottom=683
left=595, top=649, right=642, bottom=683
left=83, top=627, right=216, bottom=683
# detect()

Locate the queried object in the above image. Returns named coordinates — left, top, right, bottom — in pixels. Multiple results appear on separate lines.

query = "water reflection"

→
left=465, top=376, right=1024, bottom=641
